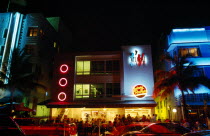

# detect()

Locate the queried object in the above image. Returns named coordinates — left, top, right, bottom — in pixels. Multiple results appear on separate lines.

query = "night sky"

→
left=1, top=0, right=210, bottom=52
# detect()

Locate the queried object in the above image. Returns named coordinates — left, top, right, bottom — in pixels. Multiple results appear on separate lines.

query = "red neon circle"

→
left=58, top=92, right=66, bottom=101
left=60, top=64, right=69, bottom=73
left=59, top=78, right=68, bottom=87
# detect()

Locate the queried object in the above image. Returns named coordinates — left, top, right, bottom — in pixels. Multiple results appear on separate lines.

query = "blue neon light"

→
left=168, top=28, right=208, bottom=46
left=172, top=28, right=205, bottom=32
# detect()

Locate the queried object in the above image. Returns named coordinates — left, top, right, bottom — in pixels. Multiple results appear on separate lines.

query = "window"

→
left=106, top=83, right=120, bottom=97
left=91, top=61, right=104, bottom=74
left=106, top=60, right=120, bottom=73
left=76, top=60, right=120, bottom=75
left=27, top=27, right=38, bottom=37
left=76, top=61, right=90, bottom=75
left=75, top=84, right=90, bottom=98
left=75, top=84, right=104, bottom=98
left=90, top=84, right=104, bottom=98
left=179, top=47, right=200, bottom=57
left=75, top=83, right=120, bottom=99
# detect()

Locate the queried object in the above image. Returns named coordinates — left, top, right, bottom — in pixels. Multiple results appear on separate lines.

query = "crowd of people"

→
left=36, top=114, right=208, bottom=136
left=38, top=113, right=161, bottom=135
left=180, top=118, right=208, bottom=131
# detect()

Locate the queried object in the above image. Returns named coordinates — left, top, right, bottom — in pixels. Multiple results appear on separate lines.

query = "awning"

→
left=0, top=104, right=33, bottom=113
left=46, top=100, right=157, bottom=108
left=37, top=99, right=51, bottom=105
left=14, top=104, right=33, bottom=112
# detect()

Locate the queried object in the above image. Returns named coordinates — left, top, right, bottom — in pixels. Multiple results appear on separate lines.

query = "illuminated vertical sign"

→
left=57, top=64, right=69, bottom=101
left=122, top=45, right=154, bottom=101
left=129, top=49, right=146, bottom=67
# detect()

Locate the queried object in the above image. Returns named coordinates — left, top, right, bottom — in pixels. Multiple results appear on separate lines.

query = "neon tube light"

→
left=58, top=78, right=68, bottom=87
left=172, top=28, right=205, bottom=32
left=58, top=92, right=66, bottom=101
left=60, top=64, right=69, bottom=73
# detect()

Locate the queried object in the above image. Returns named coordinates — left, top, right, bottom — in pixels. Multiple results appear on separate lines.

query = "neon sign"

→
left=133, top=85, right=147, bottom=98
left=57, top=63, right=69, bottom=102
left=60, top=64, right=69, bottom=73
left=59, top=78, right=68, bottom=87
left=172, top=28, right=205, bottom=32
left=58, top=92, right=67, bottom=101
left=129, top=50, right=145, bottom=67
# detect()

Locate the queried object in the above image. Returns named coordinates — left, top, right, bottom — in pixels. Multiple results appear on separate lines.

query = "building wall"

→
left=121, top=45, right=154, bottom=101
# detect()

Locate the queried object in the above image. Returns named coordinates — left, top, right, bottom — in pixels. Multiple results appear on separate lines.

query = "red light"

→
left=58, top=78, right=68, bottom=87
left=58, top=92, right=66, bottom=101
left=60, top=64, right=69, bottom=73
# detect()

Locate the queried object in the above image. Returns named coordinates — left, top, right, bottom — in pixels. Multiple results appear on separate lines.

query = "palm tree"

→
left=0, top=48, right=47, bottom=115
left=153, top=54, right=210, bottom=119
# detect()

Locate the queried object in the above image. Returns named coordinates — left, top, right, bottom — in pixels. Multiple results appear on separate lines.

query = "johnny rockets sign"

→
left=133, top=85, right=147, bottom=98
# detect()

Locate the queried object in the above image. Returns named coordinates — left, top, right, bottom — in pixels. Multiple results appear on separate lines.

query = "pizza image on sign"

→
left=133, top=85, right=147, bottom=98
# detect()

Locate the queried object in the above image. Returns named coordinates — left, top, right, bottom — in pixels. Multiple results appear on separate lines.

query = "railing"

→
left=178, top=93, right=210, bottom=102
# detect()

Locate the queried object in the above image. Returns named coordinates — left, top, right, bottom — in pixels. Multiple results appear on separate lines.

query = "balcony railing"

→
left=176, top=93, right=210, bottom=105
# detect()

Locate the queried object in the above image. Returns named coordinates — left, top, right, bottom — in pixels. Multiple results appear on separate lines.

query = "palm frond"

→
left=153, top=54, right=210, bottom=98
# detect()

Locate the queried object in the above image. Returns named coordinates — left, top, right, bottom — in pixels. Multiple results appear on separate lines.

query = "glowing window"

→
left=75, top=84, right=90, bottom=98
left=76, top=60, right=120, bottom=75
left=179, top=47, right=200, bottom=57
left=28, top=27, right=38, bottom=37
left=90, top=84, right=104, bottom=98
left=54, top=42, right=57, bottom=48
left=76, top=61, right=90, bottom=75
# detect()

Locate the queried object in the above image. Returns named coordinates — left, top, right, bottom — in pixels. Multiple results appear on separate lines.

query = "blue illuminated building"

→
left=0, top=12, right=61, bottom=117
left=165, top=27, right=210, bottom=121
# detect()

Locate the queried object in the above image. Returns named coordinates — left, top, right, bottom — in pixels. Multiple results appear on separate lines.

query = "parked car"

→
left=0, top=114, right=26, bottom=136
left=106, top=122, right=151, bottom=136
left=182, top=130, right=210, bottom=136
left=121, top=122, right=191, bottom=136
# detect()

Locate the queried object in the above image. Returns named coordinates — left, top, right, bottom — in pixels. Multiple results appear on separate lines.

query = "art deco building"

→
left=47, top=45, right=156, bottom=122
left=156, top=27, right=210, bottom=121
left=0, top=12, right=61, bottom=117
